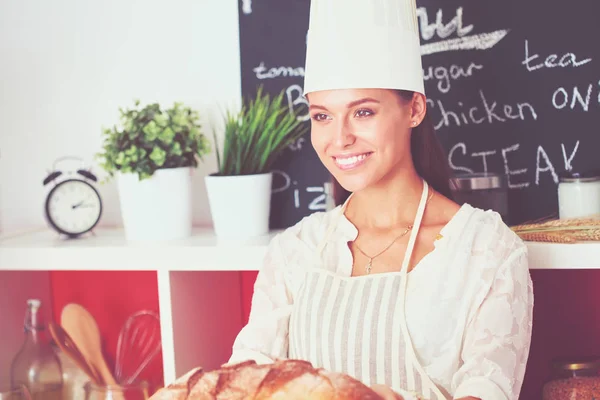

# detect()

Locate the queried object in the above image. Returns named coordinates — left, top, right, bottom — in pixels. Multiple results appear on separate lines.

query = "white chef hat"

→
left=303, top=0, right=425, bottom=97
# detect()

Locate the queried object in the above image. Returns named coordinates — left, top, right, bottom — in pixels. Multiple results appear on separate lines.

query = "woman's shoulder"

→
left=450, top=203, right=527, bottom=263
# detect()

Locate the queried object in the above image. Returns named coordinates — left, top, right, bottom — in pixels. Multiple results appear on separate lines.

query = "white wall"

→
left=0, top=0, right=242, bottom=234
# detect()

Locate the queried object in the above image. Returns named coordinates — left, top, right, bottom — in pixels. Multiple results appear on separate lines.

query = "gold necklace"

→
left=353, top=191, right=434, bottom=275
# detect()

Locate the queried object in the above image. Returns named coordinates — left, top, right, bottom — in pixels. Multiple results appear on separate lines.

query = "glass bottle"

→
left=53, top=342, right=88, bottom=400
left=10, top=299, right=63, bottom=400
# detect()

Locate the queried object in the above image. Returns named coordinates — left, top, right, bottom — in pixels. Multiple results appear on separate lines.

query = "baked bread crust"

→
left=149, top=359, right=386, bottom=400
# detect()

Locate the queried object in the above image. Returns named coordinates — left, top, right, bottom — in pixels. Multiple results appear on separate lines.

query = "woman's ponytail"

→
left=409, top=110, right=454, bottom=201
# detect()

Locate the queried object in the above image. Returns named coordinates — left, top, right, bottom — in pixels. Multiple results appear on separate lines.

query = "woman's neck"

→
left=345, top=167, right=425, bottom=230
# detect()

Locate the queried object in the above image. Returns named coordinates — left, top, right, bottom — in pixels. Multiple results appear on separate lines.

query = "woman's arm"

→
left=451, top=245, right=534, bottom=400
left=227, top=233, right=294, bottom=364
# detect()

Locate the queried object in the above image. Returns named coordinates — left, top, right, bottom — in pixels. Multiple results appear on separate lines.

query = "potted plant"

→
left=96, top=100, right=210, bottom=241
left=206, top=86, right=308, bottom=239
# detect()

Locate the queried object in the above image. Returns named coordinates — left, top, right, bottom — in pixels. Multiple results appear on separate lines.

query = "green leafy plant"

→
left=96, top=100, right=210, bottom=181
left=212, top=86, right=308, bottom=176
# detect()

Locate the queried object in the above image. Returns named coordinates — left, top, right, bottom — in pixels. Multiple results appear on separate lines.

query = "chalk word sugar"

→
left=423, top=62, right=483, bottom=93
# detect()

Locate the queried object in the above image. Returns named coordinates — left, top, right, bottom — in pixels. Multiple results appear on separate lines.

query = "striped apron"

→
left=288, top=181, right=447, bottom=399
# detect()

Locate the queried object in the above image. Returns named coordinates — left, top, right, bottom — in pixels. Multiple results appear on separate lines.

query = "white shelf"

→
left=526, top=241, right=600, bottom=269
left=0, top=227, right=278, bottom=270
left=1, top=227, right=600, bottom=270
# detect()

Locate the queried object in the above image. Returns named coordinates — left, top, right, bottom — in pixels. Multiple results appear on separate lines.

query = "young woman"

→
left=228, top=1, right=534, bottom=399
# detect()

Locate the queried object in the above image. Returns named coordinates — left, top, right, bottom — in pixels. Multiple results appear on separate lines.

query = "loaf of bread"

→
left=149, top=359, right=388, bottom=399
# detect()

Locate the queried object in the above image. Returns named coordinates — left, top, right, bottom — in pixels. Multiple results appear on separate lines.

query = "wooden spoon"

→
left=60, top=303, right=118, bottom=387
left=48, top=322, right=103, bottom=385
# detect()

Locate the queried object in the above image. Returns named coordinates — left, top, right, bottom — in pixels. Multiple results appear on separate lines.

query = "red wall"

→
left=50, top=269, right=600, bottom=400
left=49, top=271, right=164, bottom=392
left=240, top=271, right=259, bottom=324
left=523, top=270, right=600, bottom=399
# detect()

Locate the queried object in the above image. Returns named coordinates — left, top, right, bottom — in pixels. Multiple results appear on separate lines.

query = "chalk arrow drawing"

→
left=242, top=0, right=252, bottom=14
left=420, top=29, right=509, bottom=56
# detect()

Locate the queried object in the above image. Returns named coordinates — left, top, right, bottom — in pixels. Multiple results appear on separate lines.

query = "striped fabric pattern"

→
left=289, top=268, right=410, bottom=392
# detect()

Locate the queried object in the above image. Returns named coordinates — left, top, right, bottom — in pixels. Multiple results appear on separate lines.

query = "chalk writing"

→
left=286, top=84, right=310, bottom=122
left=254, top=62, right=305, bottom=80
left=271, top=169, right=291, bottom=194
left=523, top=40, right=592, bottom=72
left=417, top=6, right=508, bottom=56
left=449, top=141, right=582, bottom=189
left=288, top=137, right=306, bottom=152
left=242, top=0, right=252, bottom=15
left=561, top=141, right=580, bottom=172
left=448, top=142, right=528, bottom=189
left=306, top=187, right=327, bottom=211
left=552, top=81, right=599, bottom=112
left=502, top=144, right=528, bottom=189
left=423, top=62, right=483, bottom=93
left=536, top=146, right=558, bottom=185
left=448, top=143, right=474, bottom=174
left=417, top=7, right=474, bottom=40
left=421, top=30, right=509, bottom=56
left=271, top=170, right=331, bottom=212
left=427, top=90, right=538, bottom=129
left=471, top=150, right=497, bottom=173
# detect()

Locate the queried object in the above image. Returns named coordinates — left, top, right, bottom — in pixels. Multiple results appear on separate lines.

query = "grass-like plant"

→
left=212, top=86, right=308, bottom=176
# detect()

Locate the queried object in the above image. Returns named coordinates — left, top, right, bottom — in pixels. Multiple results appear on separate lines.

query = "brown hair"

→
left=332, top=89, right=454, bottom=205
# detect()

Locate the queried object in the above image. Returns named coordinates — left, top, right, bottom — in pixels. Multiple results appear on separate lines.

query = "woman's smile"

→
left=332, top=152, right=373, bottom=170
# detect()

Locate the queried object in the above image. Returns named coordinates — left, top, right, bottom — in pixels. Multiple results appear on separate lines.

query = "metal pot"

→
left=451, top=173, right=509, bottom=221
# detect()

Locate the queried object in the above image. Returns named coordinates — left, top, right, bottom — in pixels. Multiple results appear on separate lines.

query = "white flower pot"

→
left=116, top=167, right=192, bottom=241
left=205, top=172, right=273, bottom=239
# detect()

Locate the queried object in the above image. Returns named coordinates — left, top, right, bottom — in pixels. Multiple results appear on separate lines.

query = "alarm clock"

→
left=43, top=156, right=103, bottom=238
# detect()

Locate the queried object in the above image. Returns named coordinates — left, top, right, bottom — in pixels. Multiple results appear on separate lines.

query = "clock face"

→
left=45, top=179, right=102, bottom=236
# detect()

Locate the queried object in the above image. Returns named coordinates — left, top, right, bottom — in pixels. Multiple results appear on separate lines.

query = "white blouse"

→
left=228, top=202, right=534, bottom=399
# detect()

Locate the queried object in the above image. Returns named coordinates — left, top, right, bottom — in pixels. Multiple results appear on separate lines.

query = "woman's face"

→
left=308, top=88, right=421, bottom=193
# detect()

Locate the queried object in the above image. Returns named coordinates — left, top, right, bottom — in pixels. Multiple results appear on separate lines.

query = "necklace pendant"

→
left=365, top=259, right=372, bottom=274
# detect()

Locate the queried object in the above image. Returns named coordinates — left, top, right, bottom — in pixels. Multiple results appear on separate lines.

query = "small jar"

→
left=83, top=382, right=150, bottom=400
left=558, top=171, right=600, bottom=219
left=451, top=173, right=509, bottom=221
left=0, top=385, right=31, bottom=400
left=543, top=357, right=600, bottom=400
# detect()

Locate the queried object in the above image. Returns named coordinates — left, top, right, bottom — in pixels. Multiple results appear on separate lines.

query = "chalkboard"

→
left=237, top=0, right=600, bottom=229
